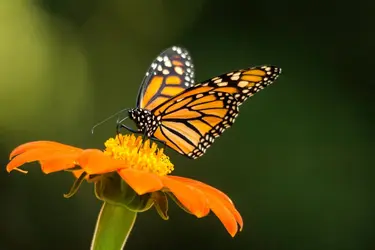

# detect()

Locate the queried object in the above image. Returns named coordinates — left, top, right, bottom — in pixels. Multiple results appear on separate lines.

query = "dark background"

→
left=1, top=0, right=374, bottom=249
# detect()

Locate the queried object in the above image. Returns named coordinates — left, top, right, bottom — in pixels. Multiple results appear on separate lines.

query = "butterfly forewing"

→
left=209, top=65, right=281, bottom=105
left=136, top=46, right=195, bottom=111
left=150, top=65, right=281, bottom=159
left=152, top=66, right=281, bottom=116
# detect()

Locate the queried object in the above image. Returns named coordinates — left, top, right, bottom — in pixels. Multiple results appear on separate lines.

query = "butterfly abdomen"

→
left=129, top=108, right=161, bottom=137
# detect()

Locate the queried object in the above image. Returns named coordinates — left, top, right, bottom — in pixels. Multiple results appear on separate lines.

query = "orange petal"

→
left=204, top=191, right=238, bottom=237
left=7, top=148, right=80, bottom=173
left=162, top=176, right=210, bottom=218
left=7, top=141, right=84, bottom=173
left=9, top=141, right=82, bottom=160
left=118, top=169, right=163, bottom=195
left=169, top=176, right=243, bottom=236
left=76, top=149, right=125, bottom=175
left=38, top=153, right=80, bottom=174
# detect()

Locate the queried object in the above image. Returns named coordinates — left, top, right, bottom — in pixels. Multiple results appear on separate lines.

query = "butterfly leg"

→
left=150, top=136, right=167, bottom=153
left=117, top=123, right=140, bottom=135
left=142, top=130, right=147, bottom=141
left=117, top=123, right=167, bottom=153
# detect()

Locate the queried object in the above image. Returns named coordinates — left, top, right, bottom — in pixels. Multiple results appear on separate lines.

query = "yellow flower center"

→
left=103, top=134, right=174, bottom=176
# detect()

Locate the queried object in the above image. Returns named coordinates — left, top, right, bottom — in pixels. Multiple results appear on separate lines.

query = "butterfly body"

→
left=128, top=108, right=161, bottom=137
left=122, top=46, right=282, bottom=159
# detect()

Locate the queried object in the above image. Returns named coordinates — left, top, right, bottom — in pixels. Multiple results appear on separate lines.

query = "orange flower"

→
left=6, top=134, right=243, bottom=237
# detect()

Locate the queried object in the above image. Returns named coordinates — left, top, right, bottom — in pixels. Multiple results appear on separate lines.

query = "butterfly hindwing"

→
left=152, top=91, right=239, bottom=158
left=136, top=46, right=195, bottom=111
left=150, top=65, right=281, bottom=159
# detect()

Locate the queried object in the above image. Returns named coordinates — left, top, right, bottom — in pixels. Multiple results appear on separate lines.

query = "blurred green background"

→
left=1, top=0, right=374, bottom=249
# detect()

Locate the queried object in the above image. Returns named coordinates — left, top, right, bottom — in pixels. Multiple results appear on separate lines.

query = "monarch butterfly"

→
left=117, top=46, right=281, bottom=159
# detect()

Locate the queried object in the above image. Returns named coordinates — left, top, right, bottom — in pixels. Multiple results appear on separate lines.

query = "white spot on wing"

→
left=164, top=60, right=172, bottom=67
left=175, top=66, right=184, bottom=75
left=237, top=81, right=248, bottom=88
left=217, top=82, right=228, bottom=87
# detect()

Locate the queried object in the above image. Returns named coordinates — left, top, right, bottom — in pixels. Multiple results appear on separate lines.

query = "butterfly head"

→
left=129, top=108, right=161, bottom=137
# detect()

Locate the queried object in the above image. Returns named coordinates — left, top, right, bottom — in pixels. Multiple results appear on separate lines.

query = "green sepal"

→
left=152, top=191, right=169, bottom=220
left=64, top=166, right=83, bottom=171
left=94, top=172, right=154, bottom=212
left=63, top=171, right=87, bottom=198
left=166, top=192, right=192, bottom=215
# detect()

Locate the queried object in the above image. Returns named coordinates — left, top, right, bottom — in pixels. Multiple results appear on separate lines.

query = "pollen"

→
left=103, top=134, right=174, bottom=176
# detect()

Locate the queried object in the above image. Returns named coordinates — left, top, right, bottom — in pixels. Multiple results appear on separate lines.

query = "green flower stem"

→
left=91, top=202, right=137, bottom=250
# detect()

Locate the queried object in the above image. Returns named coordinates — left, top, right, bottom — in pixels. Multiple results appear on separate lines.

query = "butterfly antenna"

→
left=91, top=108, right=130, bottom=134
left=117, top=116, right=129, bottom=124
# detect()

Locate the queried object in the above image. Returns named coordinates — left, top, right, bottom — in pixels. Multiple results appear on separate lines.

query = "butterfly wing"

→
left=136, top=46, right=195, bottom=111
left=150, top=65, right=281, bottom=159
